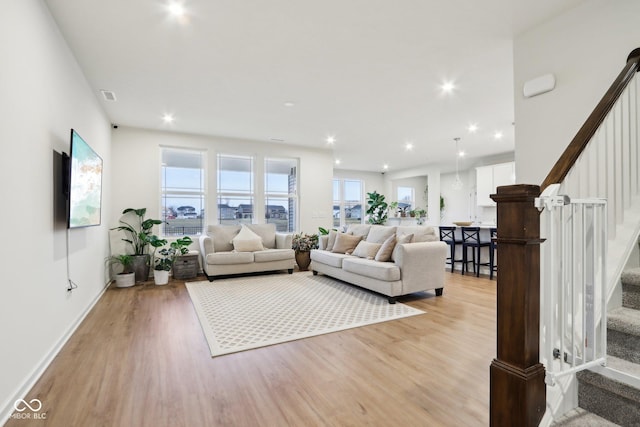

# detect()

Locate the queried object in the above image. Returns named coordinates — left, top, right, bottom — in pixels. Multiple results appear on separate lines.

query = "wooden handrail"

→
left=540, top=48, right=640, bottom=192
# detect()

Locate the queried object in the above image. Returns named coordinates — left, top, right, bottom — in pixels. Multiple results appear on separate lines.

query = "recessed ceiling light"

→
left=162, top=113, right=174, bottom=123
left=458, top=150, right=466, bottom=157
left=494, top=131, right=503, bottom=140
left=468, top=123, right=478, bottom=133
left=168, top=2, right=185, bottom=17
left=405, top=142, right=413, bottom=151
left=441, top=81, right=455, bottom=94
left=383, top=164, right=389, bottom=170
left=335, top=159, right=341, bottom=165
left=326, top=136, right=336, bottom=144
left=284, top=101, right=295, bottom=107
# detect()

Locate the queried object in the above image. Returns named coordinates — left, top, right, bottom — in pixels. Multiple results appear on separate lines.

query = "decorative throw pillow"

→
left=232, top=225, right=265, bottom=252
left=331, top=233, right=362, bottom=254
left=391, top=233, right=414, bottom=262
left=375, top=234, right=397, bottom=262
left=352, top=241, right=383, bottom=260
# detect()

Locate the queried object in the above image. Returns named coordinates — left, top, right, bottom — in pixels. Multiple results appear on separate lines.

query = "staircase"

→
left=554, top=268, right=640, bottom=426
left=489, top=49, right=640, bottom=426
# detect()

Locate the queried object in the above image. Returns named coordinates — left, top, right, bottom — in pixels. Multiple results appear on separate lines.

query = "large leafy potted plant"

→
left=111, top=208, right=163, bottom=282
left=366, top=191, right=388, bottom=224
left=153, top=237, right=193, bottom=285
left=292, top=232, right=319, bottom=271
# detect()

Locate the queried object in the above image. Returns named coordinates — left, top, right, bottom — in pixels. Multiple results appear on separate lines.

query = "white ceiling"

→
left=45, top=0, right=584, bottom=173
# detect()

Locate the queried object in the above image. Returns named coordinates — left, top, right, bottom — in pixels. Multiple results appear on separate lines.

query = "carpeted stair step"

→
left=576, top=370, right=640, bottom=426
left=551, top=408, right=620, bottom=426
left=608, top=307, right=640, bottom=364
left=621, top=268, right=640, bottom=310
left=606, top=355, right=640, bottom=378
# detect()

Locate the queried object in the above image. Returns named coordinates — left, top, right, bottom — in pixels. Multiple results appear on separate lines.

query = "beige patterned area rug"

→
left=185, top=273, right=425, bottom=357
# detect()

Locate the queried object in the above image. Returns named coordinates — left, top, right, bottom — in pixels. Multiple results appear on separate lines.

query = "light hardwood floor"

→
left=6, top=272, right=496, bottom=427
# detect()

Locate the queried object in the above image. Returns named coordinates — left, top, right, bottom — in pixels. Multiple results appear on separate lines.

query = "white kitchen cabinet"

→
left=476, top=162, right=515, bottom=206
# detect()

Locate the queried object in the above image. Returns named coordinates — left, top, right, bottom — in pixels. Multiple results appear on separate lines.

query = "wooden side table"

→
left=172, top=252, right=199, bottom=279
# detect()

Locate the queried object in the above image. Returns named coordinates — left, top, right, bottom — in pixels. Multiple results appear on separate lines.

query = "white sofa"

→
left=310, top=224, right=447, bottom=303
left=198, top=223, right=295, bottom=281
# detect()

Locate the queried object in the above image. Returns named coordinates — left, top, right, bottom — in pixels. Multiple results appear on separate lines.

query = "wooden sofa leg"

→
left=435, top=288, right=443, bottom=296
left=388, top=297, right=397, bottom=304
left=287, top=269, right=293, bottom=274
left=312, top=271, right=318, bottom=276
left=204, top=271, right=214, bottom=282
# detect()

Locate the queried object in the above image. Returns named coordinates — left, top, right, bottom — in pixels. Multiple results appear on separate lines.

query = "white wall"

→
left=0, top=1, right=111, bottom=422
left=110, top=127, right=334, bottom=236
left=514, top=0, right=640, bottom=185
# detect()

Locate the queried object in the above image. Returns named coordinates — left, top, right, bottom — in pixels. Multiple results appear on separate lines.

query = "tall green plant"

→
left=366, top=191, right=388, bottom=225
left=111, top=208, right=163, bottom=255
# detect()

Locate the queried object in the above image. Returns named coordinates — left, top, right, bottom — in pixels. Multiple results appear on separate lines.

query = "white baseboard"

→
left=0, top=281, right=112, bottom=425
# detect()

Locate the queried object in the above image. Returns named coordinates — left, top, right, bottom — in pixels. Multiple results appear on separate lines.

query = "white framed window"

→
left=217, top=154, right=254, bottom=225
left=397, top=186, right=414, bottom=213
left=333, top=179, right=363, bottom=228
left=161, top=147, right=206, bottom=236
left=265, top=158, right=297, bottom=232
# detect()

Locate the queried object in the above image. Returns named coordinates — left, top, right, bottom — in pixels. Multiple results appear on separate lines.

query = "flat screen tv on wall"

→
left=66, top=129, right=103, bottom=228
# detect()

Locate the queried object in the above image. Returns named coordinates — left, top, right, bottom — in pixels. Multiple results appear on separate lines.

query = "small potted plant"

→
left=292, top=232, right=319, bottom=271
left=388, top=201, right=399, bottom=217
left=106, top=254, right=135, bottom=288
left=414, top=208, right=427, bottom=225
left=153, top=237, right=193, bottom=285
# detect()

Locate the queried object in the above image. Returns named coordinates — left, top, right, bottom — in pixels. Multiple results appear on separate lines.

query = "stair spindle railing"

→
left=536, top=187, right=607, bottom=386
left=490, top=48, right=640, bottom=427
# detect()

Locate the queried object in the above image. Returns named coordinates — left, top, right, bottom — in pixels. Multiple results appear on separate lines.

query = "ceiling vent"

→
left=100, top=89, right=117, bottom=101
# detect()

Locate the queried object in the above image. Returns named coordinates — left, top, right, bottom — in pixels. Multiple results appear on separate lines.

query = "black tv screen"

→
left=67, top=129, right=103, bottom=228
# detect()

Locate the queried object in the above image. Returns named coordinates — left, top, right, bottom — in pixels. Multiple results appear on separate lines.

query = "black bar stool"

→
left=461, top=226, right=491, bottom=277
left=439, top=226, right=463, bottom=273
left=490, top=227, right=497, bottom=280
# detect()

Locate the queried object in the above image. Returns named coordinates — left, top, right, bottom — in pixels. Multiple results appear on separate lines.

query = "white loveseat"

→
left=310, top=224, right=447, bottom=303
left=198, top=223, right=295, bottom=281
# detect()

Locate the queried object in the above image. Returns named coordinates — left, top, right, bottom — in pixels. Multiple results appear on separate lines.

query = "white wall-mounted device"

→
left=523, top=73, right=556, bottom=98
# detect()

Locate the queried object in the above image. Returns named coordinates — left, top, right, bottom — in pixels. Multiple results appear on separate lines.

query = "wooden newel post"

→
left=490, top=184, right=546, bottom=427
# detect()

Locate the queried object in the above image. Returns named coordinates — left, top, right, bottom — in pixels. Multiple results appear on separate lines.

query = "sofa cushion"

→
left=247, top=223, right=277, bottom=249
left=232, top=225, right=265, bottom=252
left=375, top=234, right=396, bottom=262
left=326, top=230, right=339, bottom=251
left=366, top=225, right=396, bottom=243
left=352, top=240, right=382, bottom=260
left=396, top=226, right=438, bottom=243
left=342, top=258, right=401, bottom=282
left=208, top=224, right=241, bottom=252
left=332, top=233, right=362, bottom=254
left=346, top=224, right=371, bottom=239
left=206, top=251, right=254, bottom=265
left=253, top=248, right=294, bottom=263
left=311, top=250, right=351, bottom=268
